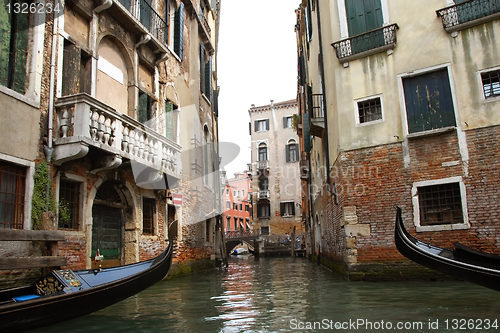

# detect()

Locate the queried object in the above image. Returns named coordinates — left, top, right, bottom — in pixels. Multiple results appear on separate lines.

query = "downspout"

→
left=45, top=0, right=60, bottom=211
left=95, top=0, right=112, bottom=13
left=315, top=0, right=332, bottom=189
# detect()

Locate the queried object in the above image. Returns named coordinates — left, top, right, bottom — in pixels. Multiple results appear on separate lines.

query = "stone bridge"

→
left=224, top=230, right=261, bottom=255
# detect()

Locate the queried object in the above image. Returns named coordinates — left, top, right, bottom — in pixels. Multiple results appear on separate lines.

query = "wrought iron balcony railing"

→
left=332, top=24, right=399, bottom=63
left=436, top=0, right=500, bottom=32
left=117, top=0, right=167, bottom=43
left=54, top=93, right=181, bottom=178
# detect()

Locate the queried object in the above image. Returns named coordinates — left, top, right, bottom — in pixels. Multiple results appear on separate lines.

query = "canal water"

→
left=29, top=256, right=500, bottom=333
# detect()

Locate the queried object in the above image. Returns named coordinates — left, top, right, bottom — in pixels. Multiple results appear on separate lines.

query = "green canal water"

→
left=28, top=256, right=500, bottom=332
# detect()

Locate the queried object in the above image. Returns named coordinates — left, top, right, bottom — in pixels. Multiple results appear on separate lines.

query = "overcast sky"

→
left=217, top=1, right=300, bottom=178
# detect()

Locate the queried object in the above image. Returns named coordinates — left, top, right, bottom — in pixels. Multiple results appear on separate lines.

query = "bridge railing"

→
left=225, top=229, right=261, bottom=239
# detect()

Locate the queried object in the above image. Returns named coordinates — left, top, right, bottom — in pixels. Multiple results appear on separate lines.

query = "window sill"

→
left=407, top=126, right=456, bottom=139
left=416, top=222, right=470, bottom=232
left=0, top=85, right=40, bottom=109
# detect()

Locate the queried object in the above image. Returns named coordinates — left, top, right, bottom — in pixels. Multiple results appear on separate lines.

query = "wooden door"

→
left=91, top=205, right=122, bottom=268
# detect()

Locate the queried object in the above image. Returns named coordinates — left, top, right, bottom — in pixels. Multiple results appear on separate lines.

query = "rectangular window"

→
left=358, top=97, right=382, bottom=124
left=226, top=189, right=229, bottom=195
left=0, top=161, right=25, bottom=229
left=258, top=146, right=268, bottom=161
left=143, top=198, right=155, bottom=235
left=173, top=2, right=184, bottom=58
left=138, top=91, right=154, bottom=125
left=234, top=217, right=238, bottom=230
left=257, top=203, right=270, bottom=218
left=226, top=216, right=231, bottom=231
left=59, top=179, right=80, bottom=230
left=233, top=202, right=238, bottom=210
left=254, top=119, right=269, bottom=132
left=239, top=203, right=242, bottom=210
left=226, top=201, right=230, bottom=209
left=242, top=190, right=245, bottom=197
left=418, top=182, right=463, bottom=226
left=403, top=69, right=456, bottom=134
left=245, top=204, right=249, bottom=212
left=0, top=2, right=28, bottom=94
left=261, top=226, right=270, bottom=235
left=481, top=70, right=500, bottom=99
left=280, top=202, right=295, bottom=216
left=283, top=116, right=292, bottom=128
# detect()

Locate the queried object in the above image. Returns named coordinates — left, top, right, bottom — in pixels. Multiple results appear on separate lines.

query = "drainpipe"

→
left=95, top=0, right=112, bottom=13
left=45, top=0, right=60, bottom=212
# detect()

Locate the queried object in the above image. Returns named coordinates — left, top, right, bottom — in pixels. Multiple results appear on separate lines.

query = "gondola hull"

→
left=0, top=243, right=172, bottom=332
left=394, top=206, right=500, bottom=292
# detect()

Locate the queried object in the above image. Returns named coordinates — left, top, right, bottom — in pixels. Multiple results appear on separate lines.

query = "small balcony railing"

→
left=117, top=0, right=167, bottom=44
left=258, top=190, right=270, bottom=200
left=309, top=93, right=325, bottom=137
left=257, top=160, right=269, bottom=170
left=332, top=23, right=399, bottom=63
left=54, top=93, right=181, bottom=178
left=436, top=0, right=500, bottom=32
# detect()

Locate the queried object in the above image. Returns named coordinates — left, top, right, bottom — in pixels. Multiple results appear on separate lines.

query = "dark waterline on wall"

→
left=27, top=256, right=500, bottom=332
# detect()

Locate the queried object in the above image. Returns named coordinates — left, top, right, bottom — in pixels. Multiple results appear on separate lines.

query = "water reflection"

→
left=27, top=256, right=500, bottom=333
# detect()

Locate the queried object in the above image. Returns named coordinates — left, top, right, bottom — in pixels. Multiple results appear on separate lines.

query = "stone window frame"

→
left=0, top=3, right=45, bottom=108
left=354, top=94, right=385, bottom=126
left=56, top=174, right=85, bottom=231
left=411, top=176, right=470, bottom=232
left=141, top=195, right=157, bottom=236
left=478, top=65, right=500, bottom=102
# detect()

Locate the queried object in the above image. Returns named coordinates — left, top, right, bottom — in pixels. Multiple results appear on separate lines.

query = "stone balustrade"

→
left=54, top=93, right=181, bottom=179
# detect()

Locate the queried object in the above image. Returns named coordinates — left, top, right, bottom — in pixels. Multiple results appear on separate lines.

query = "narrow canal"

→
left=29, top=256, right=500, bottom=333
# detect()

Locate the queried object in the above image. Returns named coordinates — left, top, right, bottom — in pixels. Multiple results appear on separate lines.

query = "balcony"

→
left=332, top=24, right=399, bottom=63
left=436, top=0, right=500, bottom=33
left=257, top=160, right=269, bottom=170
left=257, top=190, right=270, bottom=200
left=310, top=93, right=325, bottom=137
left=101, top=0, right=169, bottom=53
left=300, top=151, right=309, bottom=180
left=183, top=0, right=215, bottom=54
left=53, top=93, right=181, bottom=181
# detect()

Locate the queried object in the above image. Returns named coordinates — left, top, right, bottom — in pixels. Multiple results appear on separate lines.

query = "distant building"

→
left=296, top=0, right=500, bottom=280
left=248, top=100, right=304, bottom=238
left=221, top=172, right=252, bottom=234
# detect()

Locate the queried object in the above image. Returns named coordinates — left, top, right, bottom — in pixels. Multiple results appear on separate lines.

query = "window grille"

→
left=59, top=179, right=80, bottom=230
left=418, top=182, right=463, bottom=226
left=0, top=161, right=26, bottom=229
left=481, top=70, right=500, bottom=98
left=143, top=198, right=155, bottom=234
left=358, top=97, right=382, bottom=123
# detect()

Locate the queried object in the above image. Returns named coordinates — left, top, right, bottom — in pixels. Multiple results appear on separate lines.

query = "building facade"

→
left=221, top=172, right=252, bottom=234
left=296, top=0, right=500, bottom=280
left=248, top=100, right=304, bottom=238
left=0, top=0, right=223, bottom=283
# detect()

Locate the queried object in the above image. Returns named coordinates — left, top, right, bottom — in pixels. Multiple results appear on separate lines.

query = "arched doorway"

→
left=91, top=181, right=129, bottom=268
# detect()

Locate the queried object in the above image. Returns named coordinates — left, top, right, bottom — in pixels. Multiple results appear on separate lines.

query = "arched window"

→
left=286, top=139, right=298, bottom=162
left=258, top=143, right=267, bottom=161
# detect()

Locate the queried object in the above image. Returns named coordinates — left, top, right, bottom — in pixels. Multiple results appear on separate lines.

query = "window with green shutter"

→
left=165, top=101, right=176, bottom=140
left=138, top=91, right=153, bottom=125
left=0, top=1, right=28, bottom=94
left=173, top=2, right=184, bottom=59
left=345, top=0, right=383, bottom=54
left=403, top=69, right=456, bottom=134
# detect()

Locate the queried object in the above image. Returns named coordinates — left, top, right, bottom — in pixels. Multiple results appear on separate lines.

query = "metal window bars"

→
left=332, top=24, right=399, bottom=61
left=436, top=0, right=500, bottom=30
left=481, top=70, right=500, bottom=98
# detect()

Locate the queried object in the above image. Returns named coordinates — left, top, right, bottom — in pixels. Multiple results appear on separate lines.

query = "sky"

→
left=217, top=0, right=300, bottom=178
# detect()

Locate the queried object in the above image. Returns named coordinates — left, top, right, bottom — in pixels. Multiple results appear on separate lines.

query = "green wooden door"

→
left=345, top=0, right=383, bottom=55
left=92, top=205, right=122, bottom=263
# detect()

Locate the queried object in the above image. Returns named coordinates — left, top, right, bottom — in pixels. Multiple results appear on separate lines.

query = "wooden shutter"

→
left=254, top=120, right=258, bottom=132
left=200, top=43, right=205, bottom=94
left=280, top=203, right=285, bottom=216
left=174, top=2, right=184, bottom=58
left=205, top=56, right=212, bottom=101
left=138, top=92, right=149, bottom=124
left=291, top=202, right=295, bottom=216
left=345, top=0, right=383, bottom=36
left=283, top=117, right=287, bottom=128
left=265, top=119, right=269, bottom=130
left=403, top=69, right=456, bottom=134
left=285, top=144, right=290, bottom=162
left=303, top=113, right=311, bottom=152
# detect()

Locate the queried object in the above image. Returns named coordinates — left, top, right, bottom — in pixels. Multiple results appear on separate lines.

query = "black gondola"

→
left=394, top=205, right=500, bottom=292
left=0, top=241, right=173, bottom=332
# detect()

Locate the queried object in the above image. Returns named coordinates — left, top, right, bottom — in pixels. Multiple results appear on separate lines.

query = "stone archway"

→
left=91, top=181, right=131, bottom=268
